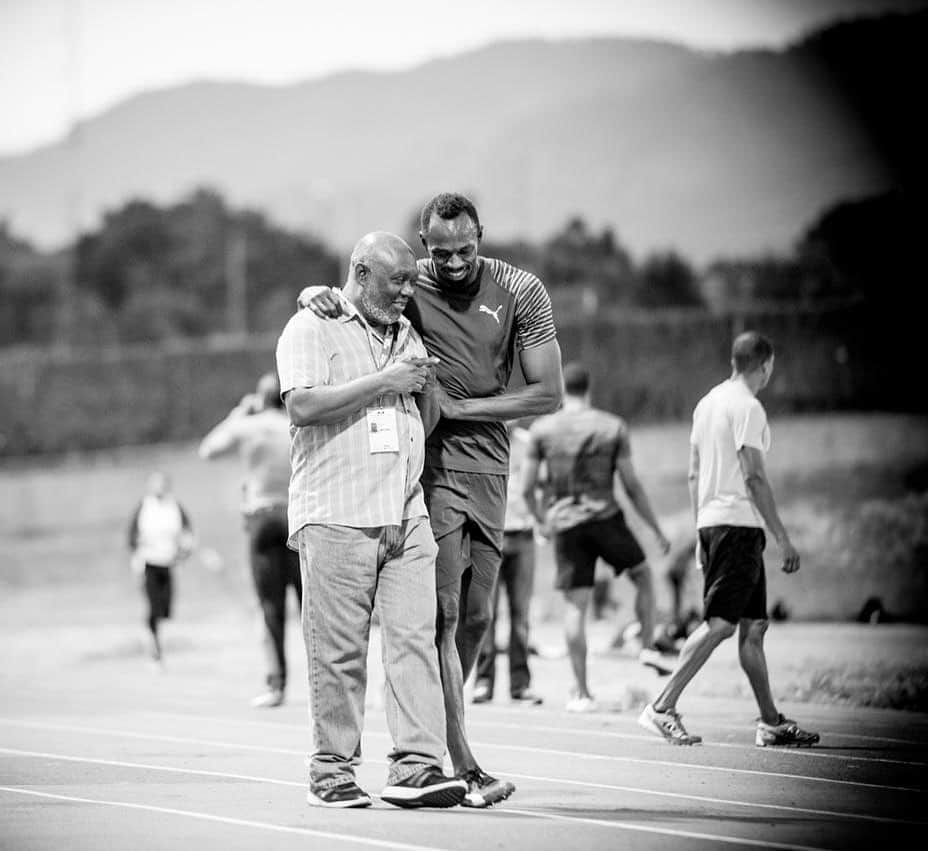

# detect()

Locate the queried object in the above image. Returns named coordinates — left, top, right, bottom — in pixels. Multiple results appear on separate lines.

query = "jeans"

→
left=246, top=507, right=302, bottom=692
left=475, top=530, right=536, bottom=696
left=298, top=516, right=447, bottom=789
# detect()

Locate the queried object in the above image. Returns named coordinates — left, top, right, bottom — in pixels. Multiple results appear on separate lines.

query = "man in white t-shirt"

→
left=638, top=332, right=819, bottom=748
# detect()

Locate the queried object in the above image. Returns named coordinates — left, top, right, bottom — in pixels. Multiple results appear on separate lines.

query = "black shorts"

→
left=144, top=564, right=173, bottom=620
left=421, top=467, right=505, bottom=591
left=553, top=512, right=646, bottom=591
left=700, top=525, right=767, bottom=623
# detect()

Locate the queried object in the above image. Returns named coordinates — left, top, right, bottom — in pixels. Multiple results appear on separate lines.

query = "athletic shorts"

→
left=421, top=467, right=505, bottom=591
left=699, top=525, right=767, bottom=623
left=553, top=511, right=646, bottom=591
left=144, top=563, right=173, bottom=620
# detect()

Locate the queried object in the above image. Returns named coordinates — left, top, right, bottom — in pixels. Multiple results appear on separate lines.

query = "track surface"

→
left=2, top=618, right=926, bottom=851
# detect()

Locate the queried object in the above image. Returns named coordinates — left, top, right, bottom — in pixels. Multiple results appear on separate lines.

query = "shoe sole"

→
left=637, top=713, right=702, bottom=746
left=461, top=781, right=516, bottom=808
left=756, top=735, right=820, bottom=748
left=380, top=781, right=467, bottom=809
left=640, top=660, right=674, bottom=677
left=306, top=790, right=372, bottom=808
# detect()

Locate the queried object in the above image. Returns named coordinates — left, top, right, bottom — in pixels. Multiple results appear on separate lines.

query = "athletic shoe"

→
left=566, top=695, right=598, bottom=713
left=511, top=688, right=543, bottom=705
left=755, top=715, right=820, bottom=748
left=250, top=689, right=284, bottom=708
left=638, top=648, right=676, bottom=677
left=306, top=780, right=372, bottom=808
left=458, top=768, right=515, bottom=808
left=638, top=703, right=702, bottom=745
left=380, top=766, right=467, bottom=809
left=472, top=680, right=493, bottom=704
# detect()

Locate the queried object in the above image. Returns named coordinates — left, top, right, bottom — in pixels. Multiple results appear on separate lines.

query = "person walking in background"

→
left=522, top=362, right=673, bottom=712
left=128, top=471, right=194, bottom=665
left=199, top=371, right=301, bottom=709
left=299, top=192, right=563, bottom=807
left=473, top=421, right=543, bottom=706
left=638, top=332, right=820, bottom=748
left=277, top=231, right=466, bottom=810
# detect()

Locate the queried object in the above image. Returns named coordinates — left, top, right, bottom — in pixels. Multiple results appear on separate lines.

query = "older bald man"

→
left=276, top=232, right=465, bottom=810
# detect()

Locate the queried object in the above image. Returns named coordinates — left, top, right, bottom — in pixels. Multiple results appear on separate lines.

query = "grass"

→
left=1, top=412, right=927, bottom=711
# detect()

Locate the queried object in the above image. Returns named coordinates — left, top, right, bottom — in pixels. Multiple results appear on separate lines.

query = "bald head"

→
left=349, top=232, right=416, bottom=277
left=344, top=231, right=418, bottom=329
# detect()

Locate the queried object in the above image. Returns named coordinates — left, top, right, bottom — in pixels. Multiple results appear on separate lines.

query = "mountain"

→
left=0, top=12, right=923, bottom=264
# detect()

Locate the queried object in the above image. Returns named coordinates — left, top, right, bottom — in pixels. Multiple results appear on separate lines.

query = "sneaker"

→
left=472, top=680, right=493, bottom=704
left=639, top=648, right=676, bottom=677
left=566, top=695, right=598, bottom=713
left=306, top=780, right=372, bottom=808
left=755, top=715, right=820, bottom=748
left=250, top=689, right=284, bottom=708
left=638, top=703, right=702, bottom=745
left=458, top=768, right=515, bottom=808
left=511, top=688, right=543, bottom=705
left=380, top=766, right=467, bottom=808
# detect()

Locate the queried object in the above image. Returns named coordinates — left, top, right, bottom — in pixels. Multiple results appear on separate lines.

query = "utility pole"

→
left=225, top=227, right=248, bottom=335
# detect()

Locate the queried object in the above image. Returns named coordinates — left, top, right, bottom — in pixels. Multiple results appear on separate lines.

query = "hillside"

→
left=0, top=12, right=923, bottom=262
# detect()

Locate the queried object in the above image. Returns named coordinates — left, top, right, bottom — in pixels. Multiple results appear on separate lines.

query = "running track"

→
left=1, top=633, right=926, bottom=851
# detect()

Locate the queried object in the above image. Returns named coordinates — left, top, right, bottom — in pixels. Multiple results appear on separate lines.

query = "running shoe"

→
left=755, top=715, right=820, bottom=748
left=458, top=768, right=515, bottom=808
left=566, top=695, right=599, bottom=713
left=511, top=688, right=543, bottom=705
left=380, top=766, right=467, bottom=808
left=250, top=689, right=284, bottom=708
left=638, top=703, right=702, bottom=745
left=472, top=680, right=493, bottom=704
left=306, top=780, right=372, bottom=808
left=638, top=648, right=676, bottom=676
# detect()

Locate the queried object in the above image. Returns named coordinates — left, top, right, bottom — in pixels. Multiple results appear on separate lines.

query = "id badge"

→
left=366, top=406, right=399, bottom=453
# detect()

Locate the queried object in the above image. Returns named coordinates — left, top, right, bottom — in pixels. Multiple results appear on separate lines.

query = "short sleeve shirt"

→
left=276, top=293, right=429, bottom=540
left=409, top=257, right=557, bottom=476
left=526, top=406, right=630, bottom=532
left=690, top=379, right=770, bottom=529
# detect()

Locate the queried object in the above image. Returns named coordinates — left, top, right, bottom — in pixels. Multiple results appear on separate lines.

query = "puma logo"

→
left=479, top=304, right=503, bottom=324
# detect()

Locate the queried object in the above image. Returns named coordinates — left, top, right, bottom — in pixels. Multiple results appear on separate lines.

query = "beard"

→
left=360, top=288, right=403, bottom=327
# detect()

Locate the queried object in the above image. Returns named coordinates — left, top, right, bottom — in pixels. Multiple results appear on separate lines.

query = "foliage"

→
left=68, top=188, right=340, bottom=343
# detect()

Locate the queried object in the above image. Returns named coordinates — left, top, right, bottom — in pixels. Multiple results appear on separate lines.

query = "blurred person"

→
left=198, top=371, right=301, bottom=709
left=276, top=231, right=466, bottom=810
left=128, top=471, right=194, bottom=665
left=522, top=362, right=673, bottom=712
left=472, top=422, right=543, bottom=706
left=299, top=192, right=562, bottom=807
left=638, top=332, right=820, bottom=748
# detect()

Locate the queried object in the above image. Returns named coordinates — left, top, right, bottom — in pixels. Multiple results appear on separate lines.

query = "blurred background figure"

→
left=128, top=471, right=194, bottom=666
left=473, top=421, right=544, bottom=706
left=199, top=372, right=300, bottom=708
left=522, top=362, right=674, bottom=712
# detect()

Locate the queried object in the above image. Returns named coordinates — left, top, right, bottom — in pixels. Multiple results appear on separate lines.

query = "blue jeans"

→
left=297, top=517, right=447, bottom=790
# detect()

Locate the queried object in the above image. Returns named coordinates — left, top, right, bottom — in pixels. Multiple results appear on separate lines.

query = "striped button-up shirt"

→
left=275, top=292, right=428, bottom=541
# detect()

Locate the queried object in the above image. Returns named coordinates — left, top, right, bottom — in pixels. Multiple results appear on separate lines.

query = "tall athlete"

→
left=300, top=192, right=563, bottom=807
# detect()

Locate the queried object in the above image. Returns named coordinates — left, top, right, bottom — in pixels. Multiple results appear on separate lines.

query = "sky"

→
left=1, top=0, right=925, bottom=156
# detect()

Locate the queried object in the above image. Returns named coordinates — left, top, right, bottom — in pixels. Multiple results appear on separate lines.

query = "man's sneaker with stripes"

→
left=638, top=703, right=702, bottom=745
left=306, top=780, right=372, bottom=808
left=380, top=766, right=467, bottom=808
left=755, top=715, right=820, bottom=748
left=458, top=768, right=515, bottom=808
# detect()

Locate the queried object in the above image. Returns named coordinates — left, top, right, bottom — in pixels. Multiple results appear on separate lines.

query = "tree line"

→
left=0, top=186, right=917, bottom=348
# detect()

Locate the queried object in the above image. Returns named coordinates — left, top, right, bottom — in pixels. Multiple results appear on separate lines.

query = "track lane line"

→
left=0, top=786, right=450, bottom=851
left=1, top=746, right=920, bottom=827
left=148, top=710, right=927, bottom=769
left=1, top=717, right=917, bottom=794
